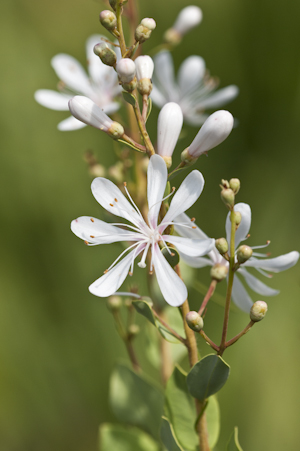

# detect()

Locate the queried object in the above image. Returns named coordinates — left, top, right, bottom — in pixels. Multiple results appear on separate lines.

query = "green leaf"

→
left=132, top=299, right=156, bottom=326
left=99, top=423, right=159, bottom=451
left=160, top=417, right=185, bottom=451
left=117, top=138, right=145, bottom=153
left=122, top=90, right=136, bottom=106
left=165, top=366, right=198, bottom=451
left=146, top=97, right=152, bottom=122
left=161, top=247, right=180, bottom=268
left=206, top=396, right=220, bottom=449
left=226, top=427, right=243, bottom=451
left=109, top=363, right=164, bottom=440
left=187, top=354, right=230, bottom=401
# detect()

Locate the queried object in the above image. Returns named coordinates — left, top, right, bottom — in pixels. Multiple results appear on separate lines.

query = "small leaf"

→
left=122, top=90, right=136, bottom=106
left=160, top=417, right=185, bottom=451
left=132, top=299, right=156, bottom=326
left=99, top=423, right=159, bottom=451
left=109, top=363, right=164, bottom=440
left=146, top=97, right=152, bottom=122
left=206, top=396, right=220, bottom=449
left=187, top=354, right=230, bottom=401
left=226, top=427, right=243, bottom=451
left=117, top=138, right=144, bottom=153
left=161, top=247, right=180, bottom=268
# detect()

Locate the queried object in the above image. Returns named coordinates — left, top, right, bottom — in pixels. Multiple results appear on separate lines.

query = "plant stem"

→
left=225, top=321, right=255, bottom=349
left=121, top=133, right=147, bottom=152
left=218, top=209, right=236, bottom=356
left=132, top=95, right=155, bottom=156
left=152, top=308, right=186, bottom=344
left=198, top=280, right=217, bottom=316
left=112, top=310, right=140, bottom=372
left=176, top=265, right=211, bottom=451
left=116, top=3, right=127, bottom=56
left=199, top=330, right=219, bottom=352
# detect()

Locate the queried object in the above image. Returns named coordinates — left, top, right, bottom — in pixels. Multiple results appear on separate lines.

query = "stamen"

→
left=128, top=271, right=133, bottom=276
left=138, top=241, right=151, bottom=268
left=148, top=188, right=176, bottom=216
left=106, top=241, right=142, bottom=272
left=123, top=183, right=144, bottom=222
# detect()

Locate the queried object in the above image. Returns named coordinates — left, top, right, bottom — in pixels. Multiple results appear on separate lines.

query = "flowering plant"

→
left=35, top=1, right=299, bottom=450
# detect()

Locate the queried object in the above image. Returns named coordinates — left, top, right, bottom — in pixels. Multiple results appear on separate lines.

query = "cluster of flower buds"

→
left=164, top=6, right=202, bottom=45
left=135, top=18, right=156, bottom=44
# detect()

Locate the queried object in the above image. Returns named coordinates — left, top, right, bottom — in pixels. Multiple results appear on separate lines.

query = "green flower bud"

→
left=250, top=301, right=268, bottom=322
left=107, top=295, right=122, bottom=310
left=215, top=238, right=228, bottom=255
left=180, top=147, right=197, bottom=165
left=210, top=264, right=228, bottom=282
left=221, top=188, right=235, bottom=210
left=237, top=245, right=253, bottom=263
left=233, top=211, right=242, bottom=227
left=93, top=43, right=117, bottom=67
left=99, top=10, right=117, bottom=31
left=163, top=28, right=182, bottom=45
left=107, top=121, right=125, bottom=139
left=137, top=79, right=153, bottom=96
left=135, top=19, right=156, bottom=43
left=186, top=311, right=204, bottom=332
left=128, top=324, right=140, bottom=337
left=229, top=178, right=240, bottom=194
left=122, top=78, right=137, bottom=93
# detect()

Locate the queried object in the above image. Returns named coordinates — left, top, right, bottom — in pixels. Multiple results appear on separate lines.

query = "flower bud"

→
left=250, top=301, right=268, bottom=322
left=135, top=55, right=154, bottom=95
left=232, top=211, right=242, bottom=227
left=163, top=28, right=182, bottom=45
left=116, top=58, right=136, bottom=83
left=229, top=178, right=240, bottom=194
left=69, top=96, right=114, bottom=131
left=107, top=295, right=122, bottom=310
left=107, top=121, right=125, bottom=139
left=172, top=6, right=203, bottom=36
left=186, top=111, right=234, bottom=159
left=93, top=42, right=117, bottom=67
left=122, top=78, right=137, bottom=93
left=157, top=103, right=183, bottom=159
left=135, top=18, right=156, bottom=43
left=99, top=10, right=117, bottom=31
left=210, top=264, right=229, bottom=282
left=186, top=311, right=204, bottom=332
left=237, top=245, right=253, bottom=264
left=221, top=188, right=235, bottom=210
left=215, top=238, right=228, bottom=255
left=128, top=324, right=140, bottom=337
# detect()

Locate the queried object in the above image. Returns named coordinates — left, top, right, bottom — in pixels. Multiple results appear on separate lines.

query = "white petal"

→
left=153, top=51, right=178, bottom=101
left=86, top=34, right=111, bottom=84
left=152, top=243, right=187, bottom=306
left=34, top=90, right=71, bottom=110
left=238, top=268, right=279, bottom=296
left=196, top=85, right=239, bottom=110
left=173, top=6, right=203, bottom=35
left=51, top=54, right=93, bottom=96
left=164, top=235, right=215, bottom=257
left=89, top=251, right=134, bottom=297
left=147, top=155, right=168, bottom=228
left=103, top=102, right=120, bottom=115
left=135, top=55, right=154, bottom=81
left=161, top=170, right=204, bottom=227
left=68, top=96, right=113, bottom=130
left=188, top=110, right=234, bottom=158
left=178, top=252, right=213, bottom=268
left=91, top=177, right=146, bottom=229
left=157, top=103, right=183, bottom=157
left=71, top=216, right=140, bottom=244
left=150, top=85, right=167, bottom=108
left=57, top=115, right=87, bottom=131
left=226, top=203, right=251, bottom=250
left=231, top=275, right=253, bottom=313
left=178, top=56, right=206, bottom=97
left=244, top=251, right=299, bottom=273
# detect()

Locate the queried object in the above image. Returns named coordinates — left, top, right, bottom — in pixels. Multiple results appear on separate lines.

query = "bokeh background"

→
left=1, top=0, right=300, bottom=449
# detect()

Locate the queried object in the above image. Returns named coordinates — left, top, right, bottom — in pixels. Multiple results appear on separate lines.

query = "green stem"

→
left=225, top=321, right=255, bottom=349
left=198, top=280, right=217, bottom=316
left=218, top=209, right=236, bottom=356
left=152, top=308, right=186, bottom=344
left=116, top=3, right=126, bottom=56
left=199, top=330, right=219, bottom=352
left=132, top=94, right=155, bottom=156
left=112, top=310, right=140, bottom=372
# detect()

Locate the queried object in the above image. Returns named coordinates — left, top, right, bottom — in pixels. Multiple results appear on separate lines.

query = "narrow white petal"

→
left=244, top=251, right=299, bottom=273
left=161, top=171, right=204, bottom=227
left=89, top=251, right=134, bottom=297
left=147, top=155, right=168, bottom=228
left=226, top=203, right=251, bottom=250
left=150, top=85, right=167, bottom=108
left=71, top=216, right=141, bottom=244
left=164, top=235, right=215, bottom=257
left=51, top=54, right=93, bottom=96
left=238, top=268, right=279, bottom=296
left=86, top=34, right=111, bottom=83
left=68, top=96, right=113, bottom=130
left=57, top=115, right=87, bottom=131
left=103, top=102, right=120, bottom=115
left=91, top=177, right=146, bottom=228
left=135, top=55, right=154, bottom=80
left=152, top=243, right=187, bottom=306
left=178, top=56, right=206, bottom=97
left=178, top=252, right=213, bottom=268
left=188, top=110, right=234, bottom=158
left=173, top=6, right=203, bottom=35
left=34, top=90, right=71, bottom=110
left=231, top=275, right=253, bottom=313
left=196, top=85, right=239, bottom=110
left=153, top=51, right=178, bottom=101
left=157, top=103, right=183, bottom=158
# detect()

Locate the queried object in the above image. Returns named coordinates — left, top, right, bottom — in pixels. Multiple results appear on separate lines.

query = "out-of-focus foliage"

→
left=0, top=0, right=299, bottom=450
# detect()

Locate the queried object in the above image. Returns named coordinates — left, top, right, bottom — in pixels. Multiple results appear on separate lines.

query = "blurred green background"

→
left=1, top=0, right=300, bottom=449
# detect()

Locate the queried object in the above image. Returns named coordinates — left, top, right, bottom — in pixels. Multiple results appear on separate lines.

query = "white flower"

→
left=71, top=155, right=215, bottom=307
left=34, top=35, right=121, bottom=131
left=172, top=5, right=203, bottom=36
left=135, top=55, right=154, bottom=81
left=174, top=203, right=299, bottom=312
left=157, top=103, right=183, bottom=160
left=151, top=51, right=239, bottom=126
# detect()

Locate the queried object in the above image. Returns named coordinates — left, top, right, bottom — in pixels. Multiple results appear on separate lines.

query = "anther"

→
left=114, top=198, right=118, bottom=202
left=171, top=252, right=175, bottom=257
left=128, top=271, right=133, bottom=276
left=84, top=240, right=89, bottom=245
left=90, top=218, right=95, bottom=222
left=266, top=240, right=270, bottom=245
left=104, top=269, right=109, bottom=274
left=191, top=217, right=195, bottom=222
left=109, top=203, right=114, bottom=207
left=124, top=181, right=127, bottom=187
left=192, top=226, right=197, bottom=229
left=149, top=270, right=153, bottom=275
left=247, top=234, right=251, bottom=238
left=90, top=235, right=95, bottom=238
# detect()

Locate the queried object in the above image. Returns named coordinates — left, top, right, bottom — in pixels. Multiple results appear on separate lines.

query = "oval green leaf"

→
left=99, top=423, right=159, bottom=451
left=187, top=354, right=230, bottom=401
left=160, top=417, right=185, bottom=451
left=122, top=91, right=136, bottom=106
